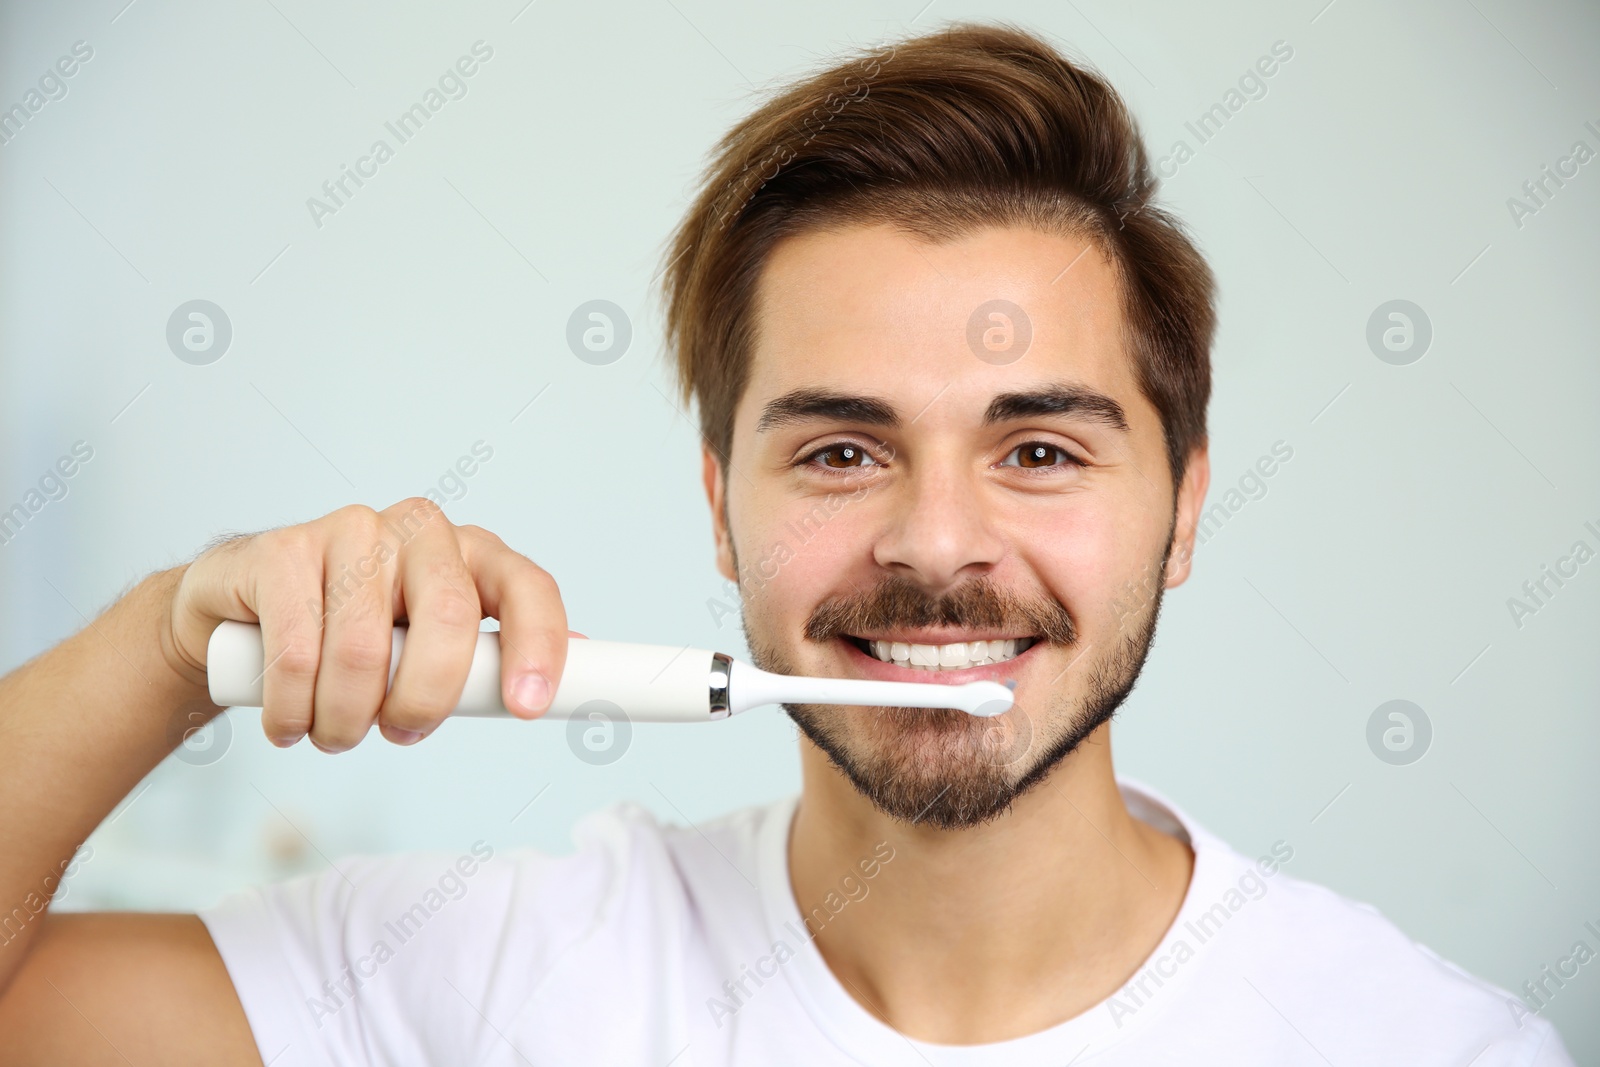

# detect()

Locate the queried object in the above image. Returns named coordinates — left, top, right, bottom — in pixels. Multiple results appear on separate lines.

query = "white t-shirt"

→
left=199, top=777, right=1573, bottom=1066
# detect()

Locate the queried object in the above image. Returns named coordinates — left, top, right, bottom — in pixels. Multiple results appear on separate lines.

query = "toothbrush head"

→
left=967, top=680, right=1016, bottom=718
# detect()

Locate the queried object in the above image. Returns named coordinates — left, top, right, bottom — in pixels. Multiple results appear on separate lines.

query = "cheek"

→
left=1012, top=501, right=1154, bottom=629
left=736, top=487, right=877, bottom=626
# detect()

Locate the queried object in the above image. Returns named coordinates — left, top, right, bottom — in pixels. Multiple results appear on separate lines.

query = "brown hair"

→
left=660, top=21, right=1215, bottom=490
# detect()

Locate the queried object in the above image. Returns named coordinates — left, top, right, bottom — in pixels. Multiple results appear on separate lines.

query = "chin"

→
left=744, top=594, right=1159, bottom=830
left=784, top=691, right=1053, bottom=830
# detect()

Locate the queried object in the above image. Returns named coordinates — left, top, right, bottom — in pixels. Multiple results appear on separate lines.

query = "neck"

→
left=788, top=725, right=1193, bottom=1044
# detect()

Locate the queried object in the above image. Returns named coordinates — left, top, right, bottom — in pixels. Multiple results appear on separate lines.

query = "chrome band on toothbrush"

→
left=709, top=652, right=733, bottom=719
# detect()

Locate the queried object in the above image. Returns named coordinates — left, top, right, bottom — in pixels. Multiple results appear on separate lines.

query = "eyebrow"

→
left=756, top=390, right=900, bottom=432
left=983, top=383, right=1129, bottom=432
left=755, top=382, right=1129, bottom=433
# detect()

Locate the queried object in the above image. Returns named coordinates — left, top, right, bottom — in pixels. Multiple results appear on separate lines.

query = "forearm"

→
left=0, top=563, right=217, bottom=992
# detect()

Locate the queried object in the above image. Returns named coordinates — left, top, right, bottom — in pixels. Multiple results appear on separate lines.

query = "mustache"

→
left=804, top=574, right=1076, bottom=645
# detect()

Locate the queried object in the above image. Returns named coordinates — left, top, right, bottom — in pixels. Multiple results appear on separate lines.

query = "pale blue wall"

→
left=1, top=0, right=1595, bottom=1054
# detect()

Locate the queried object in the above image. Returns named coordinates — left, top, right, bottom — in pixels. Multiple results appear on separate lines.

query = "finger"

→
left=379, top=501, right=481, bottom=737
left=250, top=530, right=327, bottom=748
left=308, top=505, right=400, bottom=752
left=458, top=525, right=568, bottom=719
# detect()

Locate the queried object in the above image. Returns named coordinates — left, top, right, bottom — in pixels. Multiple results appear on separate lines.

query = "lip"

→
left=833, top=635, right=1042, bottom=686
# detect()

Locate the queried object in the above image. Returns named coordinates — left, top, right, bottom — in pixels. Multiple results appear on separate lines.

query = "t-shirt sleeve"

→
left=197, top=825, right=626, bottom=1067
left=1525, top=1020, right=1579, bottom=1067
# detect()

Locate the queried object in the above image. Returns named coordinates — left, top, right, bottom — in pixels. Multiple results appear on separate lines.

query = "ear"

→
left=702, top=445, right=737, bottom=583
left=1164, top=443, right=1210, bottom=589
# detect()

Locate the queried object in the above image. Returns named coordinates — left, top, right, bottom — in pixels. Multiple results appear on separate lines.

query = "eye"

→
left=802, top=442, right=879, bottom=470
left=1002, top=442, right=1080, bottom=470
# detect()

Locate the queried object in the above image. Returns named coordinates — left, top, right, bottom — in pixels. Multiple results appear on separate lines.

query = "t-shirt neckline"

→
left=754, top=776, right=1226, bottom=1065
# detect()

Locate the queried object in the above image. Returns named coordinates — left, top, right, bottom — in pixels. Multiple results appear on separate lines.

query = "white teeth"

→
left=861, top=637, right=1035, bottom=670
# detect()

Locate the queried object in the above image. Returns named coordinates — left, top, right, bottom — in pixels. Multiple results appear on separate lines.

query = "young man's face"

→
left=703, top=221, right=1208, bottom=829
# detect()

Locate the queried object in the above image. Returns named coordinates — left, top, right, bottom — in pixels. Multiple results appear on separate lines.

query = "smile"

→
left=844, top=635, right=1040, bottom=672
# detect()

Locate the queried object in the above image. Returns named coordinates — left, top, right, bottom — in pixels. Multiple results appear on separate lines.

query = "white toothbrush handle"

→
left=205, top=621, right=728, bottom=722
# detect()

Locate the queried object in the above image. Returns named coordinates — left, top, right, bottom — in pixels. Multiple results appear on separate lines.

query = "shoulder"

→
left=1192, top=831, right=1568, bottom=1063
left=223, top=796, right=765, bottom=961
left=196, top=797, right=781, bottom=1066
left=1117, top=778, right=1572, bottom=1064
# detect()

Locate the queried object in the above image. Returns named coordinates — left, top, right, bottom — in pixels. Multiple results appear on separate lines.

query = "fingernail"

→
left=387, top=728, right=423, bottom=746
left=269, top=733, right=303, bottom=748
left=513, top=672, right=550, bottom=714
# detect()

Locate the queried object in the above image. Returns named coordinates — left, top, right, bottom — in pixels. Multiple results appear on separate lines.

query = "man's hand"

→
left=165, top=497, right=572, bottom=751
left=0, top=498, right=576, bottom=1059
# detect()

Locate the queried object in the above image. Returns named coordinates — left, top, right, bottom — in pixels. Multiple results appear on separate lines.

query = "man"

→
left=0, top=21, right=1572, bottom=1065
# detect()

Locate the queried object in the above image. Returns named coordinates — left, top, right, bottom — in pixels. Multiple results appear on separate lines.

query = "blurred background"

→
left=1, top=0, right=1596, bottom=1054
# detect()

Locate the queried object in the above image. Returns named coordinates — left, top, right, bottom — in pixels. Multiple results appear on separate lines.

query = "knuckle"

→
left=272, top=638, right=321, bottom=682
left=456, top=523, right=506, bottom=553
left=195, top=530, right=254, bottom=566
left=382, top=686, right=455, bottom=728
left=393, top=496, right=447, bottom=528
left=333, top=503, right=383, bottom=537
left=382, top=699, right=450, bottom=731
left=262, top=526, right=316, bottom=567
left=424, top=586, right=482, bottom=631
left=327, top=632, right=393, bottom=674
left=521, top=558, right=559, bottom=595
left=419, top=550, right=479, bottom=602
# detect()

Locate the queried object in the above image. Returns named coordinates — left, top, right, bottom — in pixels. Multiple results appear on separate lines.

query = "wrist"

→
left=141, top=564, right=216, bottom=702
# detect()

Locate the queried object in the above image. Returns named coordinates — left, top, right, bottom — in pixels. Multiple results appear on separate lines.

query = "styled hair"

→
left=660, top=21, right=1215, bottom=490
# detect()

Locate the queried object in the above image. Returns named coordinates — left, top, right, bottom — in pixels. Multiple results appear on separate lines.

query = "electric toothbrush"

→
left=204, top=621, right=1015, bottom=721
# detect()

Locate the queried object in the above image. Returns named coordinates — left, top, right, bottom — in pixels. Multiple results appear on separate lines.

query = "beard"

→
left=740, top=556, right=1168, bottom=832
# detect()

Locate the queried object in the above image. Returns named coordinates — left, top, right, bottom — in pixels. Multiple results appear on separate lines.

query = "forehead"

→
left=742, top=221, right=1138, bottom=418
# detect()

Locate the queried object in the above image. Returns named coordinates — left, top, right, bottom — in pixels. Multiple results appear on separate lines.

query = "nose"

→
left=872, top=460, right=1005, bottom=593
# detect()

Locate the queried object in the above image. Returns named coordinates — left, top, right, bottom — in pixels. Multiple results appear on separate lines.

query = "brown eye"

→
left=821, top=444, right=868, bottom=468
left=1005, top=442, right=1078, bottom=470
left=1018, top=443, right=1058, bottom=468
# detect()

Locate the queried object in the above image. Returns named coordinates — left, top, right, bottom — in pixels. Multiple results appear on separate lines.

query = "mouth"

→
left=839, top=633, right=1041, bottom=679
